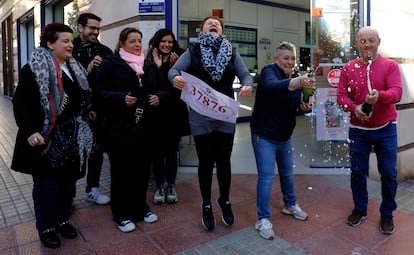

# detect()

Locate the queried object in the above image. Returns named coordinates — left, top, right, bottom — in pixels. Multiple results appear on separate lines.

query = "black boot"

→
left=55, top=221, right=78, bottom=239
left=39, top=228, right=61, bottom=248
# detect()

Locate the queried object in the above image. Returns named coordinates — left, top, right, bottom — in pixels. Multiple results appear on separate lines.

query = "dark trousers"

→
left=32, top=172, right=77, bottom=233
left=86, top=122, right=104, bottom=192
left=86, top=147, right=104, bottom=192
left=107, top=146, right=151, bottom=223
left=153, top=136, right=180, bottom=187
left=349, top=123, right=398, bottom=217
left=193, top=131, right=234, bottom=204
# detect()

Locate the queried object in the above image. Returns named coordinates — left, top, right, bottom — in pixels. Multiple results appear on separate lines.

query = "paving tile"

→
left=94, top=235, right=164, bottom=255
left=0, top=228, right=16, bottom=251
left=147, top=221, right=216, bottom=254
left=0, top=248, right=18, bottom=255
left=373, top=234, right=414, bottom=255
left=2, top=94, right=414, bottom=254
left=13, top=221, right=37, bottom=245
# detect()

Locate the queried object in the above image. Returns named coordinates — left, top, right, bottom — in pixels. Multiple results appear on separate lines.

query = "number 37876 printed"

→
left=180, top=71, right=240, bottom=123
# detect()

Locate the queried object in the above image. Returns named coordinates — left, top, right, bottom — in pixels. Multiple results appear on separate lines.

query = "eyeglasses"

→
left=85, top=25, right=101, bottom=32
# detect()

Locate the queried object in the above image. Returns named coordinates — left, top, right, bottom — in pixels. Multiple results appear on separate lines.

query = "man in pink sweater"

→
left=337, top=26, right=402, bottom=235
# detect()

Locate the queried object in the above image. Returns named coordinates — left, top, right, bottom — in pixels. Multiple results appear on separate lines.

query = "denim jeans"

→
left=251, top=133, right=296, bottom=220
left=349, top=123, right=398, bottom=217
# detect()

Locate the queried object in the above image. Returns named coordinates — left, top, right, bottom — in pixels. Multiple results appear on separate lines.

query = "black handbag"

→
left=42, top=117, right=79, bottom=169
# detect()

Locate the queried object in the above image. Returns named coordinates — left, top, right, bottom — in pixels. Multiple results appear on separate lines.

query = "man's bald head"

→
left=357, top=27, right=381, bottom=62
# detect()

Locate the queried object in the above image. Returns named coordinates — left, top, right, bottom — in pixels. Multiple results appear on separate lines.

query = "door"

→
left=2, top=15, right=14, bottom=96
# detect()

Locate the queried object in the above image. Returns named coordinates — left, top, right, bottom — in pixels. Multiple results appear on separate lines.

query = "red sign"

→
left=327, top=69, right=341, bottom=87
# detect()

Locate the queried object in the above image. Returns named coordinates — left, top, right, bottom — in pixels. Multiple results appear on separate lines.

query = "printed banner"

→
left=316, top=88, right=349, bottom=141
left=181, top=71, right=240, bottom=123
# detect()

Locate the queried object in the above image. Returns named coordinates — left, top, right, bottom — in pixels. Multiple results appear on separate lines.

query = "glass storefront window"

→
left=309, top=0, right=359, bottom=168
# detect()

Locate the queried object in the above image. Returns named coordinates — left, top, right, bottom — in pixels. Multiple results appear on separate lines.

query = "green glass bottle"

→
left=362, top=102, right=373, bottom=115
left=302, top=87, right=315, bottom=103
left=302, top=68, right=315, bottom=103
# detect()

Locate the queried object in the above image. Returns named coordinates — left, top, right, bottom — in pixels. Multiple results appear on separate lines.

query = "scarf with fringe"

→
left=29, top=46, right=93, bottom=171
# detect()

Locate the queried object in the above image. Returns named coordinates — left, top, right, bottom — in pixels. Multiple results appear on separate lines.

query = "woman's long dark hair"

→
left=146, top=28, right=181, bottom=61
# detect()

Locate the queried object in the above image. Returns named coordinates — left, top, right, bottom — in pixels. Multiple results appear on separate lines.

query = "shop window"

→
left=18, top=11, right=35, bottom=69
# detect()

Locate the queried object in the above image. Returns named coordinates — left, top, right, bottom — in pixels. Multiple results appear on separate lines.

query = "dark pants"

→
left=32, top=172, right=77, bottom=233
left=153, top=136, right=180, bottom=187
left=86, top=147, right=104, bottom=192
left=349, top=123, right=398, bottom=217
left=193, top=131, right=234, bottom=204
left=107, top=145, right=151, bottom=222
left=86, top=122, right=104, bottom=192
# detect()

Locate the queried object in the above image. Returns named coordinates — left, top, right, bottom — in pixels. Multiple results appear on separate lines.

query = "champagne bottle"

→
left=361, top=102, right=373, bottom=115
left=302, top=87, right=315, bottom=103
left=302, top=68, right=315, bottom=103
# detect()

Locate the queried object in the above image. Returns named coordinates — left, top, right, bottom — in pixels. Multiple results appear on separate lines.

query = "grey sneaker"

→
left=166, top=185, right=178, bottom=204
left=282, top=204, right=308, bottom=221
left=153, top=187, right=165, bottom=205
left=255, top=219, right=275, bottom=240
left=86, top=187, right=111, bottom=205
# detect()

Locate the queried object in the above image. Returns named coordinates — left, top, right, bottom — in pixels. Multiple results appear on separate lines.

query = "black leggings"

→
left=193, top=131, right=234, bottom=204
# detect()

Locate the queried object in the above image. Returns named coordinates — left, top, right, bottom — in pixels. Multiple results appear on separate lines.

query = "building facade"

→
left=1, top=0, right=414, bottom=179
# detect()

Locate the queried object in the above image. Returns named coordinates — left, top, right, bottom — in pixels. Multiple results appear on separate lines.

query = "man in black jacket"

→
left=73, top=13, right=113, bottom=205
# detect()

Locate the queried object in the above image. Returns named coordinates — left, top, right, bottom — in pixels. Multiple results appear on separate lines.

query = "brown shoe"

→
left=347, top=210, right=367, bottom=227
left=379, top=216, right=395, bottom=235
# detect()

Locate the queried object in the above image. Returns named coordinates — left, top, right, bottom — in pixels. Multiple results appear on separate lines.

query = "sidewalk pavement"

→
left=1, top=95, right=414, bottom=254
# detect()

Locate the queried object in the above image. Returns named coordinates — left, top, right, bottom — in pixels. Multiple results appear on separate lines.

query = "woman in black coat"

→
left=11, top=23, right=94, bottom=248
left=147, top=28, right=190, bottom=205
left=93, top=27, right=169, bottom=233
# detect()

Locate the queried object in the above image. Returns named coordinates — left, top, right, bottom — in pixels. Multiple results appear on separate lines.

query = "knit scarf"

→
left=198, top=32, right=232, bottom=82
left=29, top=47, right=93, bottom=171
left=119, top=48, right=145, bottom=76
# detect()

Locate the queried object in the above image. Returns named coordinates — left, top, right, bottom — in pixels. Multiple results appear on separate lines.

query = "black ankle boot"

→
left=55, top=221, right=77, bottom=239
left=39, top=228, right=61, bottom=248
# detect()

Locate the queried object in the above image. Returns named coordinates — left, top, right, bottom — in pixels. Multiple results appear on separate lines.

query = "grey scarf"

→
left=29, top=46, right=93, bottom=171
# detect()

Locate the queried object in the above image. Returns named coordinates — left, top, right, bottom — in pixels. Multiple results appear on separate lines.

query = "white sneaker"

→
left=144, top=212, right=158, bottom=223
left=255, top=218, right=275, bottom=240
left=86, top=187, right=111, bottom=205
left=116, top=220, right=135, bottom=233
left=153, top=187, right=165, bottom=205
left=281, top=204, right=308, bottom=221
left=166, top=185, right=178, bottom=204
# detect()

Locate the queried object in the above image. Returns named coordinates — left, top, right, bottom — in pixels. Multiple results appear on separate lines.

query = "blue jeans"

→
left=251, top=133, right=296, bottom=220
left=349, top=123, right=398, bottom=217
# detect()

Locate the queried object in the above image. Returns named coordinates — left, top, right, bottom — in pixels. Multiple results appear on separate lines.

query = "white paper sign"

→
left=316, top=88, right=350, bottom=141
left=180, top=71, right=240, bottom=123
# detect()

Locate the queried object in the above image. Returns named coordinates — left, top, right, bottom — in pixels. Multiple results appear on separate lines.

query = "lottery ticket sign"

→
left=327, top=69, right=341, bottom=87
left=181, top=71, right=240, bottom=123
